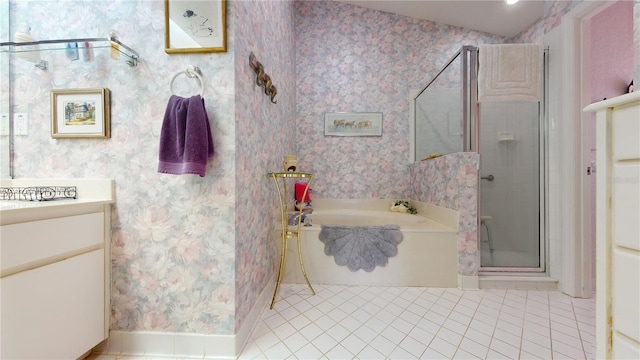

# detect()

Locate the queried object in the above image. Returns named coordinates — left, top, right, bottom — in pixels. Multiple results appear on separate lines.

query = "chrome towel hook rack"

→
left=170, top=65, right=204, bottom=96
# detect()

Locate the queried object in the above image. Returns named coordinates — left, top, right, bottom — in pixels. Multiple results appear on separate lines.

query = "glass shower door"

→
left=478, top=101, right=544, bottom=270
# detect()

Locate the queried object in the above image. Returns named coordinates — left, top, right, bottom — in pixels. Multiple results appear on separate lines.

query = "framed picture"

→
left=164, top=0, right=227, bottom=53
left=324, top=112, right=383, bottom=137
left=50, top=88, right=110, bottom=139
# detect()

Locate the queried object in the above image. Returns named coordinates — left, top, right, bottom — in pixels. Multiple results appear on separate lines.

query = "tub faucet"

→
left=289, top=209, right=313, bottom=226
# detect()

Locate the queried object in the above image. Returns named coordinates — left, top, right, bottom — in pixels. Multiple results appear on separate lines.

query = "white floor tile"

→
left=435, top=326, right=463, bottom=347
left=262, top=342, right=293, bottom=359
left=485, top=349, right=512, bottom=359
left=311, top=333, right=338, bottom=353
left=295, top=343, right=323, bottom=360
left=327, top=323, right=351, bottom=343
left=520, top=339, right=552, bottom=359
left=381, top=325, right=406, bottom=344
left=427, top=336, right=458, bottom=358
left=464, top=328, right=493, bottom=348
left=390, top=346, right=418, bottom=359
left=492, top=327, right=521, bottom=346
left=409, top=325, right=436, bottom=346
left=443, top=317, right=469, bottom=336
left=254, top=330, right=281, bottom=352
left=453, top=348, right=482, bottom=359
left=353, top=324, right=379, bottom=343
left=324, top=343, right=354, bottom=360
left=489, top=337, right=520, bottom=359
left=420, top=347, right=450, bottom=359
left=416, top=317, right=442, bottom=335
left=469, top=317, right=496, bottom=335
left=273, top=321, right=297, bottom=341
left=370, top=334, right=397, bottom=356
left=356, top=345, right=385, bottom=360
left=282, top=332, right=309, bottom=353
left=95, top=285, right=595, bottom=360
left=299, top=323, right=323, bottom=342
left=340, top=333, right=368, bottom=355
left=399, top=334, right=429, bottom=358
left=459, top=337, right=489, bottom=359
left=390, top=316, right=414, bottom=333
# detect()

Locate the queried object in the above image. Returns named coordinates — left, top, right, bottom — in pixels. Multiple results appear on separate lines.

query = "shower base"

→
left=479, top=249, right=557, bottom=290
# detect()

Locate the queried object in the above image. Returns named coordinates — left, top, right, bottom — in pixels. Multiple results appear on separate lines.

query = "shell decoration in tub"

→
left=390, top=200, right=417, bottom=214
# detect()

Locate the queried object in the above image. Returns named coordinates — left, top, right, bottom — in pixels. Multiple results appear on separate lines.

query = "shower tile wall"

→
left=479, top=102, right=540, bottom=265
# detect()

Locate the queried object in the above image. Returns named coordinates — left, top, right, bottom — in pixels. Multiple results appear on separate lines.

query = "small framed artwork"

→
left=50, top=88, right=111, bottom=139
left=324, top=112, right=383, bottom=137
left=164, top=0, right=227, bottom=53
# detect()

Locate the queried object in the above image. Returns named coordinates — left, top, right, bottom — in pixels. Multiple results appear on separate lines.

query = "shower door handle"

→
left=481, top=175, right=495, bottom=181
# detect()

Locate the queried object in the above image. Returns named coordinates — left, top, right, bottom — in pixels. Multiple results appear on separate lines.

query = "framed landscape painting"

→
left=50, top=88, right=110, bottom=139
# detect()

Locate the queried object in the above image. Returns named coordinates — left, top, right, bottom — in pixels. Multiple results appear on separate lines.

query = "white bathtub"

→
left=279, top=199, right=460, bottom=287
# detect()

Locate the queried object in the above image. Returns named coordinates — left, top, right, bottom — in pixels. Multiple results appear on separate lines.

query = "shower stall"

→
left=414, top=45, right=547, bottom=273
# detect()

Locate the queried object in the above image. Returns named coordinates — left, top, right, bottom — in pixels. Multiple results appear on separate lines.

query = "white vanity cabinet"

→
left=584, top=92, right=640, bottom=359
left=0, top=179, right=113, bottom=360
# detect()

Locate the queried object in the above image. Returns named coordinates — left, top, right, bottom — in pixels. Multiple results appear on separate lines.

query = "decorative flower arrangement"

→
left=390, top=200, right=417, bottom=214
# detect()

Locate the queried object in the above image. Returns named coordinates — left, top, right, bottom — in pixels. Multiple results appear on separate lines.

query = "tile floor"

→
left=88, top=284, right=595, bottom=360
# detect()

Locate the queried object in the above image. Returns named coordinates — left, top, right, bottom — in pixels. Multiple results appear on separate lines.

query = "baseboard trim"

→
left=235, top=272, right=276, bottom=355
left=95, top=273, right=276, bottom=359
left=458, top=275, right=480, bottom=290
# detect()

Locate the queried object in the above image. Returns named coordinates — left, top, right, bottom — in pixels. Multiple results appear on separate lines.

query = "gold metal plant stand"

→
left=269, top=172, right=316, bottom=309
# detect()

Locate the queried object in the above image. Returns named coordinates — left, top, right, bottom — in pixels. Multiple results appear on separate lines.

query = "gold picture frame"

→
left=51, top=88, right=110, bottom=139
left=164, top=0, right=227, bottom=53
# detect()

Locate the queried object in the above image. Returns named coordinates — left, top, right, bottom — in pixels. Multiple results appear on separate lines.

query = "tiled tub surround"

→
left=279, top=199, right=459, bottom=288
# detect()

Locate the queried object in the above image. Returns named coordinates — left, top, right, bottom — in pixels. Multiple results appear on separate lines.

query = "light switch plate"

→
left=14, top=113, right=28, bottom=136
left=0, top=114, right=8, bottom=135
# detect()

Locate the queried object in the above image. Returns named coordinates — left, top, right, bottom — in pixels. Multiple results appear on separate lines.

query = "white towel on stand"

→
left=478, top=44, right=543, bottom=102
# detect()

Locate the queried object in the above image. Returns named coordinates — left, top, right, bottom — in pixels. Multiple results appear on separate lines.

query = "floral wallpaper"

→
left=294, top=0, right=504, bottom=200
left=509, top=0, right=581, bottom=43
left=409, top=153, right=480, bottom=276
left=233, top=0, right=296, bottom=332
left=10, top=0, right=238, bottom=335
left=9, top=0, right=638, bottom=342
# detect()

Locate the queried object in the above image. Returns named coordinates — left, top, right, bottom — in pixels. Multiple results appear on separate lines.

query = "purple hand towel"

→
left=158, top=95, right=214, bottom=177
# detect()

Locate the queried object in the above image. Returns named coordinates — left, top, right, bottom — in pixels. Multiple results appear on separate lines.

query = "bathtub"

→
left=279, top=199, right=459, bottom=288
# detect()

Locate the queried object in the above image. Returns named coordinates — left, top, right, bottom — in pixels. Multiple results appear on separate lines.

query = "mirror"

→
left=0, top=0, right=10, bottom=179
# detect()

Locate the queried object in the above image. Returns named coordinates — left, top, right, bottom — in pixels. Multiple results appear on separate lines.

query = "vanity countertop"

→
left=0, top=178, right=115, bottom=225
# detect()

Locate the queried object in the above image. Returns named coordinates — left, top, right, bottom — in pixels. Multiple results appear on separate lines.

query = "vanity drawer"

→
left=1, top=249, right=105, bottom=359
left=612, top=105, right=640, bottom=160
left=0, top=212, right=104, bottom=276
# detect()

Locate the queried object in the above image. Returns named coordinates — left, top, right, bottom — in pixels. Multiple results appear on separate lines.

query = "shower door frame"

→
left=469, top=47, right=549, bottom=274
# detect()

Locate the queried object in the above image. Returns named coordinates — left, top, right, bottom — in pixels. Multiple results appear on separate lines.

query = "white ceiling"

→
left=334, top=0, right=545, bottom=38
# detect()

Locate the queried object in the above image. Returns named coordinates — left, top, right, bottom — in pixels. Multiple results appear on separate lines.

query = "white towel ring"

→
left=170, top=66, right=205, bottom=96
